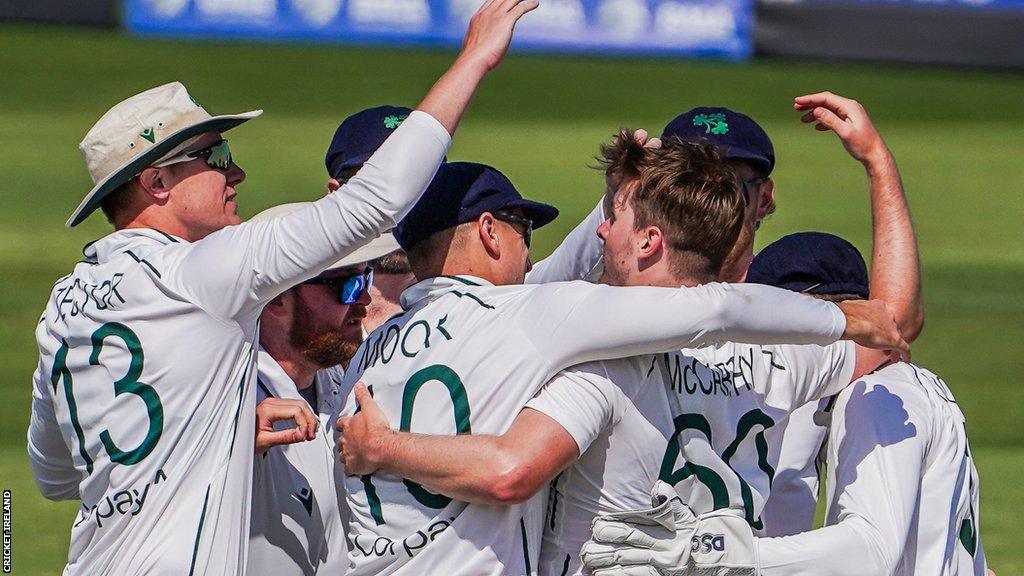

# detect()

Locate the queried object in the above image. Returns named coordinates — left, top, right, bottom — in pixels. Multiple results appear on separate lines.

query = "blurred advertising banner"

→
left=125, top=0, right=754, bottom=58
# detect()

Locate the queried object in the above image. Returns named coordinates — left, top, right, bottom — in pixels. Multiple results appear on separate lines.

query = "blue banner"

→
left=125, top=0, right=754, bottom=58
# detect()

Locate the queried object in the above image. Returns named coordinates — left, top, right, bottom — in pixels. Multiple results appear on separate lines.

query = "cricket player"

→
left=326, top=105, right=422, bottom=333
left=26, top=2, right=539, bottom=573
left=661, top=93, right=925, bottom=536
left=335, top=147, right=906, bottom=576
left=580, top=232, right=986, bottom=576
left=246, top=202, right=399, bottom=575
left=323, top=104, right=608, bottom=333
left=337, top=96, right=919, bottom=574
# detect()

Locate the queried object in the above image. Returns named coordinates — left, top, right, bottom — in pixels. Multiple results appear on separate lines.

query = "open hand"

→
left=794, top=91, right=891, bottom=166
left=255, top=397, right=318, bottom=455
left=336, top=383, right=394, bottom=475
left=460, top=0, right=540, bottom=72
left=605, top=128, right=663, bottom=199
left=838, top=299, right=910, bottom=361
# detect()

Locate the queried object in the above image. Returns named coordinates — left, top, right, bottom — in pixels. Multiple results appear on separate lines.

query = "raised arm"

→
left=795, top=92, right=923, bottom=342
left=162, top=0, right=539, bottom=321
left=418, top=0, right=539, bottom=135
left=516, top=281, right=906, bottom=371
left=338, top=385, right=579, bottom=505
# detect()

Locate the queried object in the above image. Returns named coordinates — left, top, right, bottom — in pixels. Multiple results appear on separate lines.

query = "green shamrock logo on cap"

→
left=693, top=113, right=729, bottom=135
left=384, top=115, right=408, bottom=129
left=140, top=127, right=156, bottom=143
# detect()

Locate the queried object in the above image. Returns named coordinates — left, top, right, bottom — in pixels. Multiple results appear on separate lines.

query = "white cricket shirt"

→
left=528, top=340, right=855, bottom=575
left=756, top=362, right=987, bottom=576
left=340, top=275, right=848, bottom=576
left=249, top=353, right=348, bottom=575
left=757, top=399, right=830, bottom=536
left=26, top=111, right=450, bottom=575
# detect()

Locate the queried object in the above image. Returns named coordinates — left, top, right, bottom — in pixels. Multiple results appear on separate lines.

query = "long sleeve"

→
left=756, top=379, right=927, bottom=576
left=759, top=341, right=856, bottom=412
left=513, top=281, right=847, bottom=371
left=27, top=363, right=81, bottom=501
left=525, top=362, right=625, bottom=454
left=160, top=110, right=451, bottom=321
left=525, top=200, right=604, bottom=284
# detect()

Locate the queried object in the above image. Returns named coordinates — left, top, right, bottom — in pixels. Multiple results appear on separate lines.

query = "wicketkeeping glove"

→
left=579, top=481, right=760, bottom=576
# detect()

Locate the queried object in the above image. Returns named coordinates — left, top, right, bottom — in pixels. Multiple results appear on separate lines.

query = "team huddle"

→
left=27, top=1, right=988, bottom=575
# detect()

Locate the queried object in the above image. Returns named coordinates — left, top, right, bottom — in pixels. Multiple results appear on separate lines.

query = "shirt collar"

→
left=399, top=274, right=494, bottom=310
left=256, top=349, right=343, bottom=416
left=81, top=228, right=185, bottom=264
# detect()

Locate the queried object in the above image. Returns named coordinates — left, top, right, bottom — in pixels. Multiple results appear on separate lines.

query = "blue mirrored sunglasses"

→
left=301, top=267, right=374, bottom=304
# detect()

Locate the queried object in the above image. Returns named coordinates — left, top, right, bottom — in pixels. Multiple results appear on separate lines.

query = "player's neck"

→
left=119, top=213, right=213, bottom=243
left=635, top=256, right=716, bottom=288
left=275, top=357, right=318, bottom=391
left=638, top=270, right=707, bottom=289
left=719, top=228, right=755, bottom=283
left=261, top=340, right=318, bottom=391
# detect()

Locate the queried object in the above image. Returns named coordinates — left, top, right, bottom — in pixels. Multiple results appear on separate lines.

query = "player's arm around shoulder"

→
left=336, top=381, right=581, bottom=506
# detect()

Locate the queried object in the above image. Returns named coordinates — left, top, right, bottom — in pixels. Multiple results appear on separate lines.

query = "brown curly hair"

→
left=598, top=131, right=745, bottom=280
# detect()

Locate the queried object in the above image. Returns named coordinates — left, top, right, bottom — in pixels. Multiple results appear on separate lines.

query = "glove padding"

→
left=580, top=481, right=759, bottom=576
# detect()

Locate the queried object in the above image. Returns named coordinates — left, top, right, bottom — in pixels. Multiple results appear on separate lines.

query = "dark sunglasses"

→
left=740, top=176, right=767, bottom=206
left=301, top=267, right=374, bottom=304
left=494, top=211, right=533, bottom=248
left=156, top=139, right=233, bottom=171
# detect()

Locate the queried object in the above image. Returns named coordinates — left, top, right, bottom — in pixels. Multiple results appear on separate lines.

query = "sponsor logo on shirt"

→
left=351, top=516, right=455, bottom=559
left=74, top=469, right=168, bottom=529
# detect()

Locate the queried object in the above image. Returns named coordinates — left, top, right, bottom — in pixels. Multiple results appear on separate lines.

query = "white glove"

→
left=580, top=481, right=759, bottom=576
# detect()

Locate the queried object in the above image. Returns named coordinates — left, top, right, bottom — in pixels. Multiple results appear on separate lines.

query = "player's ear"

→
left=638, top=226, right=663, bottom=259
left=755, top=178, right=776, bottom=222
left=137, top=166, right=172, bottom=203
left=325, top=178, right=341, bottom=196
left=478, top=212, right=501, bottom=259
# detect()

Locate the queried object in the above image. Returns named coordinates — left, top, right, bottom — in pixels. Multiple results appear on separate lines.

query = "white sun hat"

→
left=250, top=202, right=402, bottom=269
left=69, top=81, right=262, bottom=228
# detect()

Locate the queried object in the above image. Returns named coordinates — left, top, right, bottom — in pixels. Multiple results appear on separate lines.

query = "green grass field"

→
left=1, top=24, right=1022, bottom=574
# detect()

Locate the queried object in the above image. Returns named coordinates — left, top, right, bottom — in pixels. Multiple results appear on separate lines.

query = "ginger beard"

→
left=289, top=293, right=365, bottom=368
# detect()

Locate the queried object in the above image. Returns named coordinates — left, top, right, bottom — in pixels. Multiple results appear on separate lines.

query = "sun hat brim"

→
left=66, top=110, right=262, bottom=228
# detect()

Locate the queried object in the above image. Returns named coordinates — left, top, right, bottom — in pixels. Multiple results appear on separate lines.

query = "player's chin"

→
left=339, top=322, right=364, bottom=343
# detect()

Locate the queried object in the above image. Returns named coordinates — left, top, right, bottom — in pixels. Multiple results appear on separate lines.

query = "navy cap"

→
left=395, top=162, right=559, bottom=251
left=325, top=105, right=415, bottom=178
left=747, top=232, right=869, bottom=298
left=662, top=107, right=775, bottom=175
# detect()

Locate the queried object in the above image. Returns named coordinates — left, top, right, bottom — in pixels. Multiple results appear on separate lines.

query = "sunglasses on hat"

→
left=155, top=139, right=233, bottom=171
left=301, top=267, right=374, bottom=305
